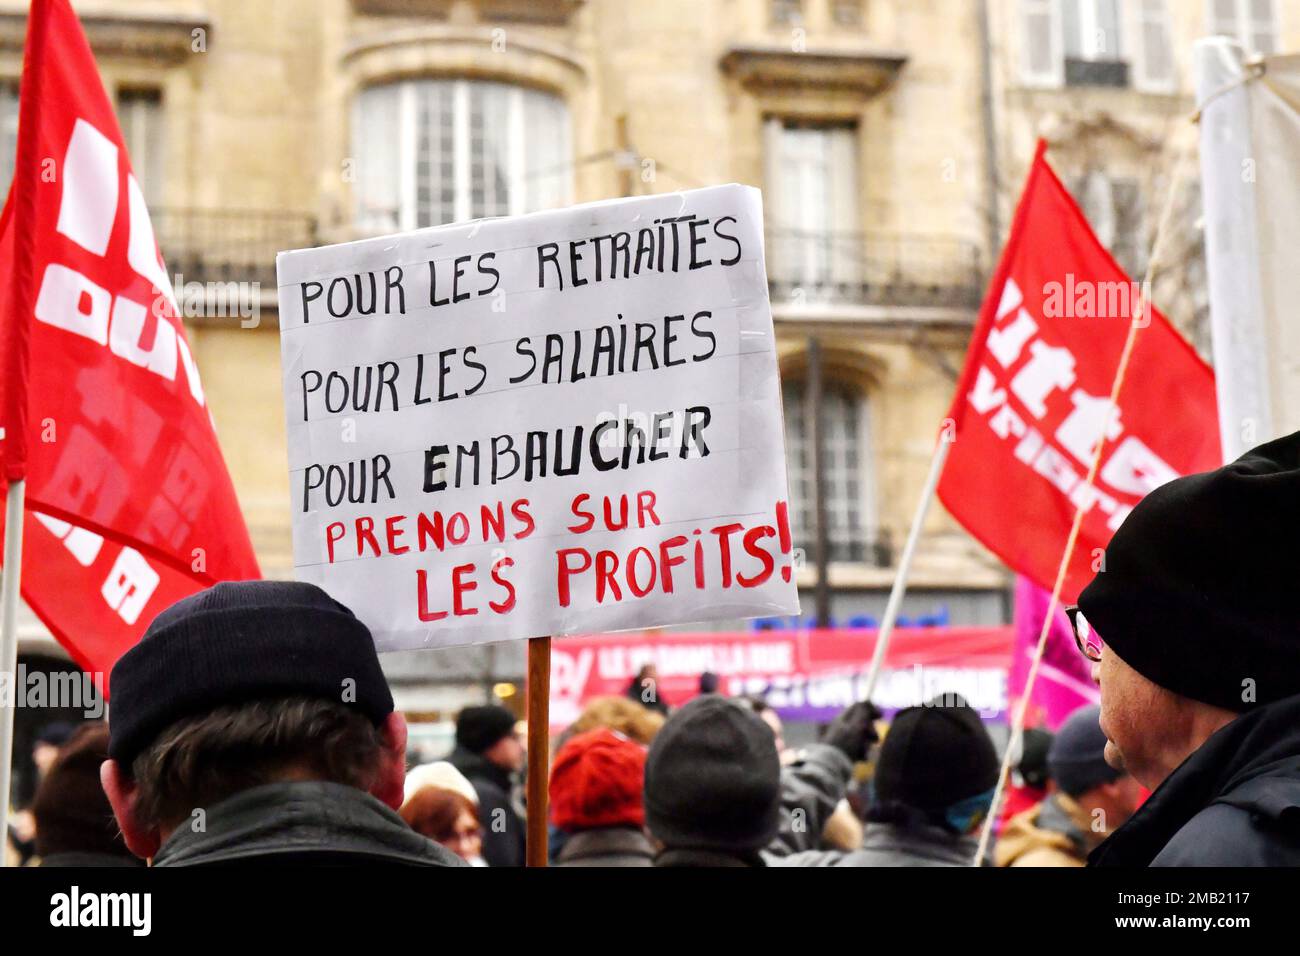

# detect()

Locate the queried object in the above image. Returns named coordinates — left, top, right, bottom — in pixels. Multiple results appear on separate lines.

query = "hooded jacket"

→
left=996, top=792, right=1097, bottom=867
left=152, top=780, right=467, bottom=867
left=1090, top=693, right=1300, bottom=866
left=447, top=746, right=526, bottom=868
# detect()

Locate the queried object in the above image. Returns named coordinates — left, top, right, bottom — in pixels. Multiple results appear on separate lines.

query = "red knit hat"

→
left=550, top=728, right=647, bottom=831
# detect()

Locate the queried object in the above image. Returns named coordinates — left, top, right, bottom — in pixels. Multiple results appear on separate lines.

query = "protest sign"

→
left=277, top=185, right=799, bottom=651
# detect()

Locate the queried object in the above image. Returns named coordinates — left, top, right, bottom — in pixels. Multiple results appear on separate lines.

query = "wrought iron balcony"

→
left=766, top=230, right=984, bottom=311
left=152, top=207, right=318, bottom=293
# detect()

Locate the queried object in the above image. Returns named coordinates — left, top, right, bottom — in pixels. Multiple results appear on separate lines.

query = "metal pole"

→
left=807, top=336, right=831, bottom=628
left=0, top=479, right=26, bottom=863
left=861, top=434, right=951, bottom=703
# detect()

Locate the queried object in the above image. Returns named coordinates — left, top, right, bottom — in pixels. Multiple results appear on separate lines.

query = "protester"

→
left=556, top=694, right=665, bottom=749
left=404, top=760, right=479, bottom=806
left=997, top=705, right=1139, bottom=866
left=775, top=694, right=998, bottom=866
left=30, top=723, right=141, bottom=867
left=100, top=581, right=465, bottom=866
left=626, top=663, right=669, bottom=716
left=400, top=786, right=485, bottom=865
left=549, top=728, right=653, bottom=866
left=996, top=726, right=1053, bottom=830
left=447, top=704, right=526, bottom=867
left=742, top=696, right=788, bottom=760
left=1078, top=434, right=1300, bottom=866
left=644, top=695, right=877, bottom=866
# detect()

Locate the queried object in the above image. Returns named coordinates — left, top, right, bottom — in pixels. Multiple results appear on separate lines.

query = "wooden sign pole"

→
left=525, top=635, right=552, bottom=867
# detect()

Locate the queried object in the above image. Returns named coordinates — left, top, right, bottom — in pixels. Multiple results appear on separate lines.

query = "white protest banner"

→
left=276, top=184, right=799, bottom=651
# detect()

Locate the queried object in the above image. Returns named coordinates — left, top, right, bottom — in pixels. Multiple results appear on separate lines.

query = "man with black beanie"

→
left=775, top=694, right=999, bottom=866
left=1078, top=432, right=1300, bottom=866
left=447, top=704, right=525, bottom=867
left=101, top=580, right=464, bottom=866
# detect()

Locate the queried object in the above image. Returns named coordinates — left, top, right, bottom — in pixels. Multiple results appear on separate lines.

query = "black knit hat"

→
left=1078, top=432, right=1300, bottom=712
left=874, top=694, right=999, bottom=812
left=107, top=580, right=393, bottom=765
left=455, top=705, right=518, bottom=753
left=643, top=694, right=781, bottom=853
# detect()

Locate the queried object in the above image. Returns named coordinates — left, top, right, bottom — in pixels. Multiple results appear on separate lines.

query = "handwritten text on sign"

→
left=276, top=185, right=799, bottom=650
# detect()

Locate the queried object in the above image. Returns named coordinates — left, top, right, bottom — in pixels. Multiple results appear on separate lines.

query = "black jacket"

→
left=1090, top=693, right=1300, bottom=866
left=151, top=780, right=467, bottom=867
left=447, top=746, right=526, bottom=868
left=555, top=826, right=655, bottom=867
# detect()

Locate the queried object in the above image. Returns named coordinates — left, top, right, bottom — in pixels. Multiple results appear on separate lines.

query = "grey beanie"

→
left=1048, top=705, right=1121, bottom=797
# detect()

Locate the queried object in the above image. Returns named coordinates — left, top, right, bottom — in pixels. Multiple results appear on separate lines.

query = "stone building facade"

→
left=6, top=0, right=1293, bottom=718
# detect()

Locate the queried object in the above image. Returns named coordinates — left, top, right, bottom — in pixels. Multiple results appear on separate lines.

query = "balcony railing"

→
left=767, top=230, right=984, bottom=310
left=153, top=208, right=318, bottom=292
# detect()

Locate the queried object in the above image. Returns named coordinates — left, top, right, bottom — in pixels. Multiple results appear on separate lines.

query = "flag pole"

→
left=972, top=147, right=1192, bottom=867
left=525, top=634, right=551, bottom=867
left=0, top=478, right=26, bottom=862
left=861, top=429, right=953, bottom=703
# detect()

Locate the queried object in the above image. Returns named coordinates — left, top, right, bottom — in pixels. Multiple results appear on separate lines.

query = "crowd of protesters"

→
left=6, top=436, right=1300, bottom=867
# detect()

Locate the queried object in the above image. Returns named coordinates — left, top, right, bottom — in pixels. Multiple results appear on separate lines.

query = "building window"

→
left=352, top=79, right=571, bottom=234
left=832, top=0, right=862, bottom=27
left=1207, top=0, right=1277, bottom=54
left=1063, top=0, right=1127, bottom=86
left=764, top=119, right=859, bottom=299
left=0, top=82, right=16, bottom=198
left=771, top=0, right=803, bottom=26
left=782, top=378, right=878, bottom=565
left=117, top=88, right=165, bottom=208
left=1072, top=170, right=1147, bottom=279
left=1021, top=0, right=1174, bottom=91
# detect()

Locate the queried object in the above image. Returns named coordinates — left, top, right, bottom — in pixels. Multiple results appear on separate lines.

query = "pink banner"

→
left=548, top=626, right=1015, bottom=727
left=1009, top=575, right=1099, bottom=730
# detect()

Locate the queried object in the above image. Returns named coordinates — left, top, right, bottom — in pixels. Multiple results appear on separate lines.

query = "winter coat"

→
left=555, top=826, right=655, bottom=866
left=447, top=746, right=526, bottom=868
left=996, top=792, right=1097, bottom=867
left=779, top=820, right=982, bottom=867
left=1090, top=693, right=1300, bottom=866
left=152, top=780, right=467, bottom=866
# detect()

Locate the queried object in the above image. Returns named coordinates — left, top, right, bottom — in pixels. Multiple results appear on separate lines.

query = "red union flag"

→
left=937, top=142, right=1220, bottom=604
left=0, top=0, right=258, bottom=681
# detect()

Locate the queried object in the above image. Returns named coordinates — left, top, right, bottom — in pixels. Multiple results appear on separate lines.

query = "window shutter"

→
left=1022, top=0, right=1064, bottom=86
left=1133, top=0, right=1176, bottom=91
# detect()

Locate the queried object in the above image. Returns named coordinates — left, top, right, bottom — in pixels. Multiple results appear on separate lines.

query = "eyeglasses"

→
left=1065, top=605, right=1104, bottom=662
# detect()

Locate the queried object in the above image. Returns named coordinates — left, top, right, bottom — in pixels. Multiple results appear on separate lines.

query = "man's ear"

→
left=100, top=759, right=161, bottom=860
left=372, top=711, right=408, bottom=810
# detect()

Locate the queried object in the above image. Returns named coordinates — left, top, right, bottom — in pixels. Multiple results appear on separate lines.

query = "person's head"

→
left=455, top=705, right=524, bottom=772
left=698, top=671, right=720, bottom=695
left=101, top=581, right=402, bottom=860
left=33, top=721, right=76, bottom=778
left=743, top=696, right=786, bottom=755
left=871, top=694, right=999, bottom=836
left=1014, top=727, right=1053, bottom=791
left=403, top=760, right=479, bottom=807
left=400, top=787, right=482, bottom=862
left=568, top=695, right=665, bottom=744
left=643, top=694, right=780, bottom=856
left=1076, top=435, right=1300, bottom=788
left=550, top=728, right=646, bottom=833
left=1048, top=704, right=1141, bottom=834
left=32, top=723, right=137, bottom=864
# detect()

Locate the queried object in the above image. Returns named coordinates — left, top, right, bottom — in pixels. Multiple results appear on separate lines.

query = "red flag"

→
left=0, top=0, right=259, bottom=682
left=937, top=142, right=1220, bottom=604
